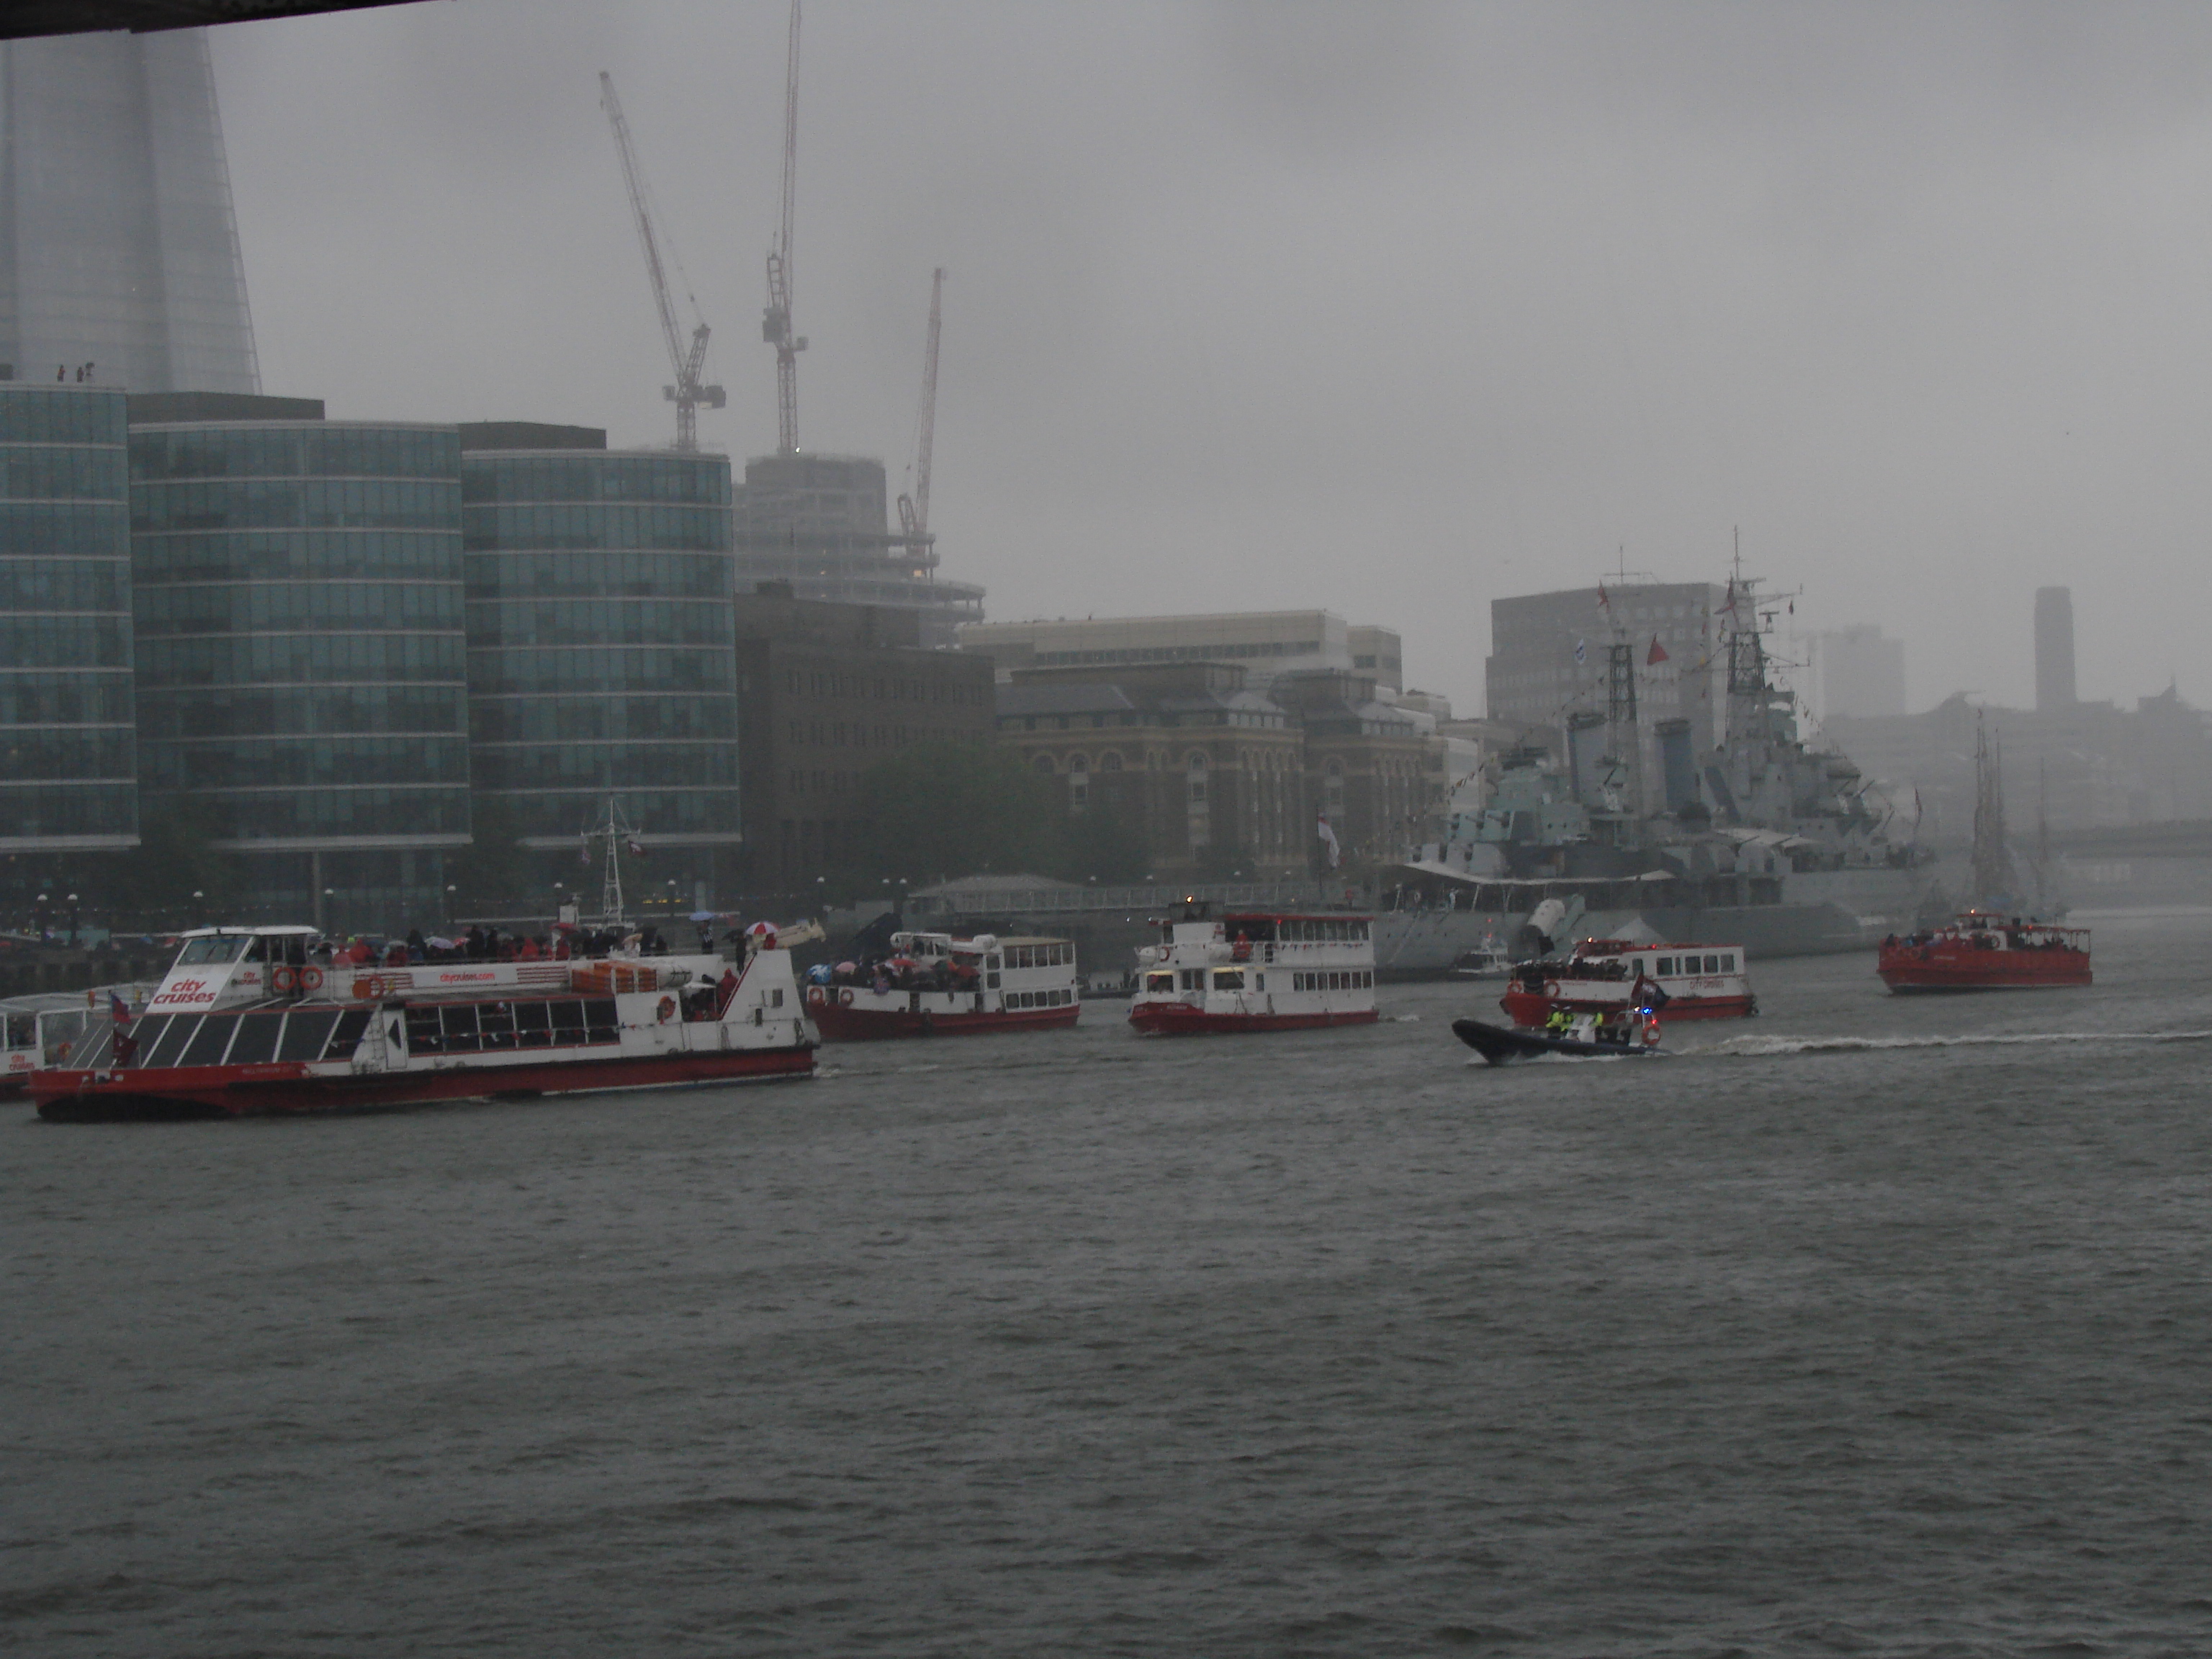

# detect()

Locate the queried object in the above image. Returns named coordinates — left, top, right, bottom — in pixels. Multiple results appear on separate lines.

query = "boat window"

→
left=244, top=936, right=270, bottom=963
left=1656, top=956, right=1673, bottom=975
left=550, top=1000, right=587, bottom=1042
left=1179, top=970, right=1202, bottom=992
left=1214, top=969, right=1245, bottom=991
left=175, top=936, right=249, bottom=967
left=1703, top=954, right=1719, bottom=974
left=477, top=1003, right=516, bottom=1049
left=181, top=1014, right=239, bottom=1068
left=279, top=1010, right=341, bottom=1064
left=441, top=1004, right=482, bottom=1053
left=515, top=1001, right=553, bottom=1047
left=585, top=998, right=619, bottom=1043
left=1146, top=972, right=1174, bottom=992
left=70, top=1024, right=115, bottom=1069
left=321, top=1009, right=372, bottom=1061
left=228, top=1011, right=284, bottom=1065
left=405, top=1007, right=445, bottom=1054
left=1720, top=954, right=1735, bottom=971
left=146, top=1016, right=200, bottom=1069
left=5, top=1013, right=34, bottom=1049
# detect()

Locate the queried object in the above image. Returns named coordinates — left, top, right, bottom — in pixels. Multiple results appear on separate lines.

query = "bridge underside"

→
left=3, top=0, right=416, bottom=41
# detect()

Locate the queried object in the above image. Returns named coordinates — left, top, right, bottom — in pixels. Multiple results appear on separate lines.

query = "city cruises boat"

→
left=1877, top=912, right=2092, bottom=993
left=1500, top=937, right=1755, bottom=1028
left=31, top=925, right=815, bottom=1121
left=1454, top=1010, right=1666, bottom=1064
left=1129, top=909, right=1380, bottom=1035
left=804, top=930, right=1080, bottom=1039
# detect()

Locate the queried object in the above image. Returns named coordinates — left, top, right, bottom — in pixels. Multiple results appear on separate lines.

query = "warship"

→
left=1375, top=571, right=1943, bottom=976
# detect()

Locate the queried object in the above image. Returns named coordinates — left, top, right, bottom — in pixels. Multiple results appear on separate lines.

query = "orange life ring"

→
left=299, top=966, right=324, bottom=992
left=838, top=987, right=855, bottom=1007
left=273, top=965, right=297, bottom=992
left=1542, top=979, right=1560, bottom=999
left=364, top=975, right=390, bottom=1001
left=1642, top=1021, right=1661, bottom=1046
left=806, top=984, right=825, bottom=1004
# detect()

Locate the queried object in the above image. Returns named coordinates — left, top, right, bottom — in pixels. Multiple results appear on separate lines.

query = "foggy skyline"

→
left=207, top=0, right=2212, bottom=719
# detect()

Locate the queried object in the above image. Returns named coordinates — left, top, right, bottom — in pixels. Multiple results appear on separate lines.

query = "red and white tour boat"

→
left=31, top=925, right=815, bottom=1120
left=804, top=930, right=1081, bottom=1040
left=1876, top=912, right=2091, bottom=993
left=1129, top=909, right=1380, bottom=1035
left=1499, top=937, right=1756, bottom=1028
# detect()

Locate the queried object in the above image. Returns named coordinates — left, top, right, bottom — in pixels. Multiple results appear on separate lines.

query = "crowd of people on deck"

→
left=1884, top=918, right=2081, bottom=953
left=315, top=924, right=696, bottom=968
left=811, top=951, right=979, bottom=998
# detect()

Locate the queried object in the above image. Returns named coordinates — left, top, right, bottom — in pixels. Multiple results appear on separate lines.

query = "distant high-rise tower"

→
left=0, top=30, right=259, bottom=395
left=2034, top=587, right=2076, bottom=711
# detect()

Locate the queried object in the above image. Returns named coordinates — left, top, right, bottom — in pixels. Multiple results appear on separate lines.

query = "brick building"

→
left=732, top=585, right=996, bottom=894
left=991, top=662, right=1439, bottom=878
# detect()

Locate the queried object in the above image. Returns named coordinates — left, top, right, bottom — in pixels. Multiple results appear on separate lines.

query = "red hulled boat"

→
left=1498, top=938, right=1756, bottom=1028
left=804, top=930, right=1081, bottom=1040
left=1128, top=909, right=1379, bottom=1035
left=1876, top=913, right=2091, bottom=993
left=32, top=925, right=816, bottom=1120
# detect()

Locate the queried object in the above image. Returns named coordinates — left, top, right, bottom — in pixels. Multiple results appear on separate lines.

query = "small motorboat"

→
left=1452, top=1010, right=1666, bottom=1064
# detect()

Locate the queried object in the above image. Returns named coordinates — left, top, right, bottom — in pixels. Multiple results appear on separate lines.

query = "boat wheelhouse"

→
left=1876, top=912, right=2091, bottom=993
left=1500, top=937, right=1755, bottom=1028
left=1129, top=910, right=1380, bottom=1035
left=31, top=925, right=815, bottom=1120
left=805, top=930, right=1081, bottom=1039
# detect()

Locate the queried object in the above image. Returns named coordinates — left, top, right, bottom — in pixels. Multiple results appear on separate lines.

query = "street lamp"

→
left=66, top=891, right=78, bottom=948
left=445, top=882, right=457, bottom=927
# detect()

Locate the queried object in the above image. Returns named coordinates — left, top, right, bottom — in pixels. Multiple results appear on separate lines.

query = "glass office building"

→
left=462, top=430, right=740, bottom=894
left=130, top=397, right=468, bottom=928
left=0, top=384, right=136, bottom=852
left=0, top=30, right=258, bottom=395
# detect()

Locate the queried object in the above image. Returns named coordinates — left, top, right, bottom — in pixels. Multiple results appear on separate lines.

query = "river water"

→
left=8, top=912, right=2211, bottom=1655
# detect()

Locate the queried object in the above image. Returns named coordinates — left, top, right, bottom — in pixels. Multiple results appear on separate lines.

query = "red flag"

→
left=1597, top=581, right=1610, bottom=611
left=626, top=837, right=647, bottom=859
left=1647, top=636, right=1669, bottom=665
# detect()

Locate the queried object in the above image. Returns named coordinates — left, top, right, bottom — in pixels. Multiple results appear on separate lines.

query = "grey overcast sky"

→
left=211, top=0, right=2212, bottom=719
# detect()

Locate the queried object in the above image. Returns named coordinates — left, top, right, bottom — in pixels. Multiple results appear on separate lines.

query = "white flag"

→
left=1316, top=813, right=1341, bottom=869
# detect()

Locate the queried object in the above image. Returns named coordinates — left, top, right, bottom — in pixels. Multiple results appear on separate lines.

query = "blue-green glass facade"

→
left=130, top=420, right=469, bottom=927
left=0, top=385, right=137, bottom=850
left=462, top=449, right=740, bottom=852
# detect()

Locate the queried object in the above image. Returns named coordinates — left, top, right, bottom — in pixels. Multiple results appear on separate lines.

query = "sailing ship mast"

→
left=1969, top=716, right=2015, bottom=909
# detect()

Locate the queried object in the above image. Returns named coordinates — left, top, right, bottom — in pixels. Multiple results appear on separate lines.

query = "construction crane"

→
left=599, top=71, right=724, bottom=451
left=896, top=267, right=944, bottom=570
left=761, top=0, right=805, bottom=453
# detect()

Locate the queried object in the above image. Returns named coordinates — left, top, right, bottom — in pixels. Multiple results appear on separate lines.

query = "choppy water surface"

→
left=8, top=912, right=2212, bottom=1655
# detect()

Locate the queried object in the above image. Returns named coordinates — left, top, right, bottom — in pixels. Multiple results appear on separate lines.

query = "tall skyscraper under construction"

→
left=0, top=29, right=258, bottom=395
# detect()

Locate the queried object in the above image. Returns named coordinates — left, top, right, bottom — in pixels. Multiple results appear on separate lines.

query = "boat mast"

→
left=1969, top=716, right=2015, bottom=909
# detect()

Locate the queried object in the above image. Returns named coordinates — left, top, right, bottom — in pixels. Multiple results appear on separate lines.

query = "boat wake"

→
left=1701, top=1030, right=2212, bottom=1058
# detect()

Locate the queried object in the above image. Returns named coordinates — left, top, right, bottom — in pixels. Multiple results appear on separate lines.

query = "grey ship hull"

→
left=1375, top=866, right=1930, bottom=979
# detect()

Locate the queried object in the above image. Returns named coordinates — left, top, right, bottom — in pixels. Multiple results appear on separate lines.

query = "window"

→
left=181, top=1014, right=238, bottom=1067
left=1721, top=954, right=1735, bottom=971
left=1213, top=969, right=1244, bottom=991
left=516, top=1002, right=552, bottom=1048
left=1146, top=972, right=1174, bottom=992
left=278, top=1010, right=341, bottom=1063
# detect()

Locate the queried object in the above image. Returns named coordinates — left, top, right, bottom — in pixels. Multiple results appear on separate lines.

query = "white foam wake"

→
left=1700, top=1029, right=2212, bottom=1058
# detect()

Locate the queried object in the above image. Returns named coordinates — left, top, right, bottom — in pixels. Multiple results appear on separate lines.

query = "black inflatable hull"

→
left=1451, top=1017, right=1666, bottom=1065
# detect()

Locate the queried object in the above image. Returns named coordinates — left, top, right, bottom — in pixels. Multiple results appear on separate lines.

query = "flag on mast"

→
left=1316, top=811, right=1341, bottom=870
left=1647, top=636, right=1669, bottom=666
